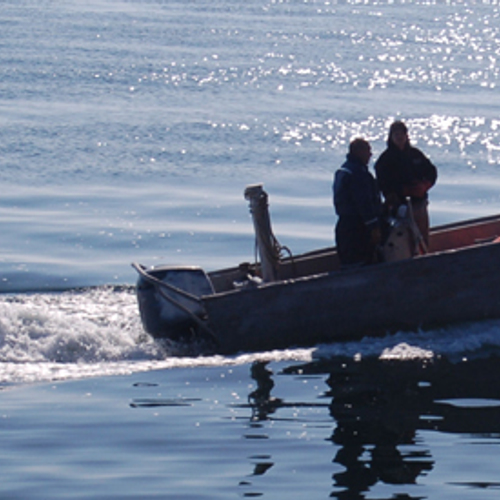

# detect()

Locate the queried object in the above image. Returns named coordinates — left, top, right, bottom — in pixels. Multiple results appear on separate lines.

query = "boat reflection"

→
left=245, top=355, right=500, bottom=498
left=247, top=361, right=283, bottom=422
left=323, top=357, right=434, bottom=499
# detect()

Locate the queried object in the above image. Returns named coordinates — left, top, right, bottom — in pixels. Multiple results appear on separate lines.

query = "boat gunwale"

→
left=203, top=213, right=500, bottom=301
left=202, top=236, right=500, bottom=303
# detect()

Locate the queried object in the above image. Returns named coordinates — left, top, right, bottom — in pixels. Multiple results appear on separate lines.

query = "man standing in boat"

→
left=375, top=121, right=437, bottom=247
left=333, top=138, right=382, bottom=268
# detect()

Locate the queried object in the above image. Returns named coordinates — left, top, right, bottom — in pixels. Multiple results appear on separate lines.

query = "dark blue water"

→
left=1, top=0, right=500, bottom=498
left=3, top=356, right=500, bottom=499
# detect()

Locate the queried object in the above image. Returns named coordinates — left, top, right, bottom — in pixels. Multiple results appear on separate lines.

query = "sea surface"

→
left=1, top=0, right=500, bottom=498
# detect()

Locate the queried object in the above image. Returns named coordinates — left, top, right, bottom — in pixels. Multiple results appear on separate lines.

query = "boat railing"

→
left=428, top=215, right=500, bottom=253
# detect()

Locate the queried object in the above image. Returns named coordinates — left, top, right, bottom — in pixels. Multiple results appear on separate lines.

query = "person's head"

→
left=349, top=138, right=372, bottom=165
left=388, top=120, right=409, bottom=150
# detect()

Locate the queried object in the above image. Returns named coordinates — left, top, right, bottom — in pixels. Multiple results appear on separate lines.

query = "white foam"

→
left=1, top=287, right=500, bottom=384
left=0, top=288, right=316, bottom=384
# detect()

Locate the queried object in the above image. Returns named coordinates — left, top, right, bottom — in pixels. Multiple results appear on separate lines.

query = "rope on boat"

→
left=131, top=263, right=218, bottom=343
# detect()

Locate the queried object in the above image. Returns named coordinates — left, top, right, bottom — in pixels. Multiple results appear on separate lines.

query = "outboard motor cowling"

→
left=135, top=265, right=214, bottom=340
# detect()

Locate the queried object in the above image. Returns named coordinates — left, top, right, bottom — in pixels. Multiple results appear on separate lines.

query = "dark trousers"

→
left=335, top=216, right=374, bottom=267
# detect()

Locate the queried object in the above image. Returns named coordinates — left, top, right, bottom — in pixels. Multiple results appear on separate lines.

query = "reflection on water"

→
left=324, top=358, right=434, bottom=499
left=248, top=361, right=283, bottom=422
left=244, top=355, right=500, bottom=498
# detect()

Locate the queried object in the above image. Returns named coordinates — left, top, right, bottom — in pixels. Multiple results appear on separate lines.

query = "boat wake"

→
left=0, top=286, right=499, bottom=385
left=315, top=319, right=500, bottom=362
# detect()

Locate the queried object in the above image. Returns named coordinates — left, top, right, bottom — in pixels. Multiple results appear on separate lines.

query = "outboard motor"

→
left=134, top=264, right=214, bottom=341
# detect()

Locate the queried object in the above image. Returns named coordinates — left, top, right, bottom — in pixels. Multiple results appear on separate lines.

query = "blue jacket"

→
left=333, top=153, right=381, bottom=229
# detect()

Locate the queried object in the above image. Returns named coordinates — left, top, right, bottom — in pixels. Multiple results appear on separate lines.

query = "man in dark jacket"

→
left=333, top=138, right=382, bottom=268
left=374, top=121, right=437, bottom=246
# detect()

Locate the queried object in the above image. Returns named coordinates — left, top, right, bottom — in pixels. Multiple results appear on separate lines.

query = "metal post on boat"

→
left=244, top=184, right=280, bottom=282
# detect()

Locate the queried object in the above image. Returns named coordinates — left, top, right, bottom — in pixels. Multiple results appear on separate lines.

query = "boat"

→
left=132, top=184, right=500, bottom=354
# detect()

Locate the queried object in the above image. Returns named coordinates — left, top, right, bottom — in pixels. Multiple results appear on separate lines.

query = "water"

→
left=1, top=0, right=500, bottom=498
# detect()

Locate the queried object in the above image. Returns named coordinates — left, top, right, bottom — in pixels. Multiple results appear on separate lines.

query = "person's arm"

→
left=351, top=171, right=380, bottom=228
left=403, top=148, right=437, bottom=197
left=375, top=153, right=401, bottom=206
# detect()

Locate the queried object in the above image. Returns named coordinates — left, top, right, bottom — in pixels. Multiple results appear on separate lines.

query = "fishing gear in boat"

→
left=381, top=198, right=428, bottom=262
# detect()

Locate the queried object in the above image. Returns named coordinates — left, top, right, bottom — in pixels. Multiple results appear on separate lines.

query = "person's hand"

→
left=403, top=180, right=432, bottom=198
left=384, top=193, right=400, bottom=207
